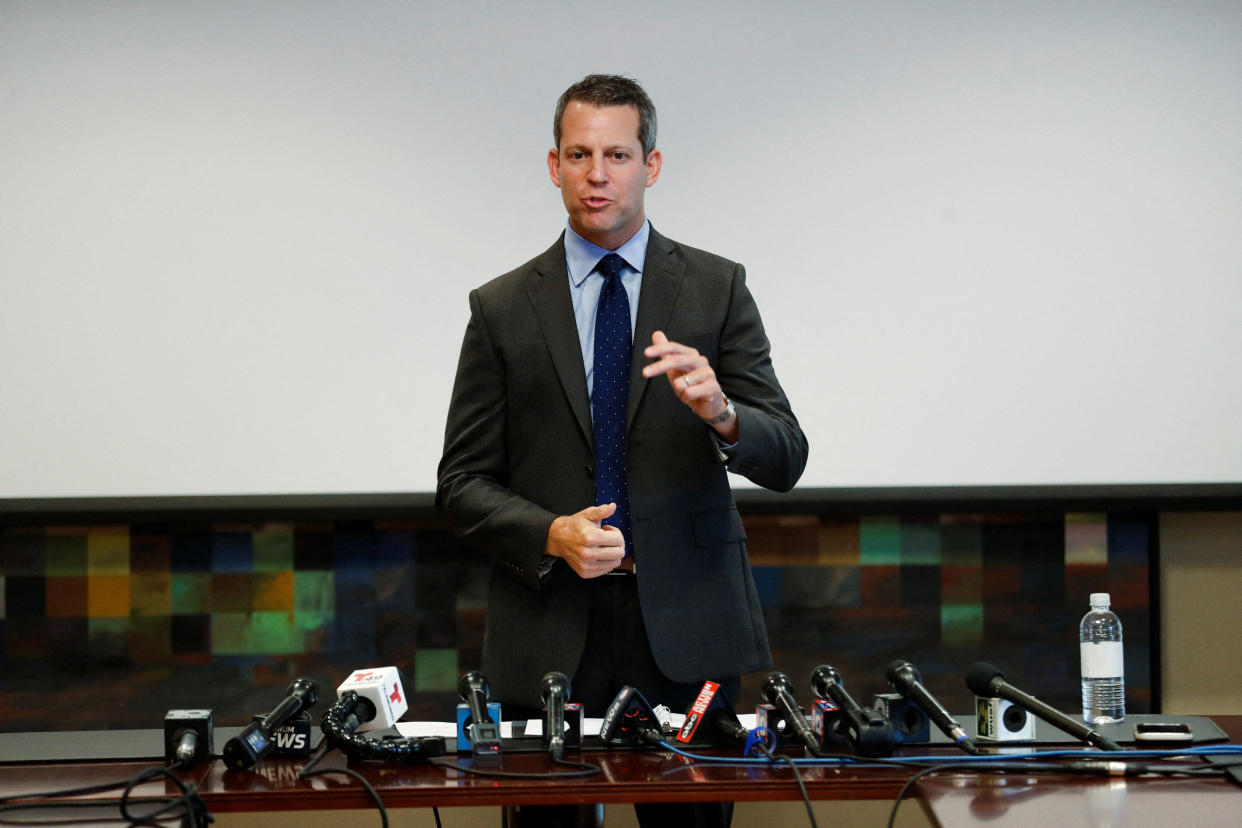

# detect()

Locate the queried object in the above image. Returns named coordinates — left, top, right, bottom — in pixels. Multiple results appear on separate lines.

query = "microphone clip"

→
left=873, top=692, right=931, bottom=744
left=975, top=696, right=1036, bottom=742
left=744, top=726, right=777, bottom=757
left=455, top=700, right=503, bottom=760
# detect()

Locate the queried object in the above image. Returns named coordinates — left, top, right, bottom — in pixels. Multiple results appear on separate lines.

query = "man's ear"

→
left=645, top=148, right=662, bottom=187
left=548, top=148, right=562, bottom=188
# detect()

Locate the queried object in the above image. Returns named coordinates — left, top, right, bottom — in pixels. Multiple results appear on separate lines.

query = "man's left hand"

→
left=642, top=330, right=738, bottom=442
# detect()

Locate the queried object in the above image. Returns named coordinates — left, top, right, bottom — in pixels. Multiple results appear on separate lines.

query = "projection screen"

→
left=2, top=1, right=1239, bottom=502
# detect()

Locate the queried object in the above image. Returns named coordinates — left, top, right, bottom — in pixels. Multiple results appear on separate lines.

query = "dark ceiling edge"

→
left=2, top=484, right=1240, bottom=525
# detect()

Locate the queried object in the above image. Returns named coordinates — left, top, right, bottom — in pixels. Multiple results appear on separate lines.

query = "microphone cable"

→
left=297, top=690, right=448, bottom=828
left=296, top=764, right=394, bottom=828
left=742, top=737, right=820, bottom=828
left=654, top=734, right=1242, bottom=828
left=659, top=741, right=1242, bottom=768
left=429, top=752, right=603, bottom=780
left=297, top=744, right=445, bottom=828
left=0, top=759, right=212, bottom=827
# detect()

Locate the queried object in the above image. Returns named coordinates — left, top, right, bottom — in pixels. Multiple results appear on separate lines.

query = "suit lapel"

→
left=524, top=228, right=685, bottom=444
left=628, top=227, right=684, bottom=431
left=525, top=235, right=593, bottom=447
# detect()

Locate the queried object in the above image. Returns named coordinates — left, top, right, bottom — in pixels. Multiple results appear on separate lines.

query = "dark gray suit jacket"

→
left=436, top=226, right=808, bottom=708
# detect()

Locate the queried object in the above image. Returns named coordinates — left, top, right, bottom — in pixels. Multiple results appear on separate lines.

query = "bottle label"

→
left=1080, top=641, right=1124, bottom=678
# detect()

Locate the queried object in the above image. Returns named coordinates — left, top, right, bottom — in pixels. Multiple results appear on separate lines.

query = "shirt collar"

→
left=565, top=219, right=651, bottom=287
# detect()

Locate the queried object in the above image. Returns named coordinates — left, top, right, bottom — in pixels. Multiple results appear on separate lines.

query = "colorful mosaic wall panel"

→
left=0, top=512, right=1151, bottom=730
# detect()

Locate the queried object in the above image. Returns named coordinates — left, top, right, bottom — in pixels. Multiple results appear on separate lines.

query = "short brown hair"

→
left=553, top=74, right=657, bottom=157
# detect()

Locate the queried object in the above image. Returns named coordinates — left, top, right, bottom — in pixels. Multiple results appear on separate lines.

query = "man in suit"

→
left=437, top=74, right=807, bottom=825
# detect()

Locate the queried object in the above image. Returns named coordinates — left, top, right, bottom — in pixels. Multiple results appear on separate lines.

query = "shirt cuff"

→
left=536, top=554, right=556, bottom=582
left=712, top=433, right=738, bottom=461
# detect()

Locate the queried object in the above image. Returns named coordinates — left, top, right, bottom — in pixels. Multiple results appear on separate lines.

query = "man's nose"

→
left=587, top=155, right=607, bottom=183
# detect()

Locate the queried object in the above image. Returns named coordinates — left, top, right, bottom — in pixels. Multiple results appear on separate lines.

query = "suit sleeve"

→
left=714, top=263, right=809, bottom=492
left=435, top=288, right=555, bottom=589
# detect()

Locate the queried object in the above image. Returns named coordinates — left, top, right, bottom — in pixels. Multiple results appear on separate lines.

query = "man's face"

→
left=548, top=102, right=662, bottom=251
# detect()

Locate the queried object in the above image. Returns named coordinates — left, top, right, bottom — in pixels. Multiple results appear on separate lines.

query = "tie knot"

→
left=596, top=253, right=626, bottom=281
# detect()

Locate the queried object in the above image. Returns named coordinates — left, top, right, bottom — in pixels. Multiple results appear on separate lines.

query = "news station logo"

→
left=676, top=681, right=720, bottom=743
left=249, top=713, right=312, bottom=757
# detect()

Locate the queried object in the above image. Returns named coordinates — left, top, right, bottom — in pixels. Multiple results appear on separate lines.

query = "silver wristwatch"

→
left=703, top=396, right=735, bottom=425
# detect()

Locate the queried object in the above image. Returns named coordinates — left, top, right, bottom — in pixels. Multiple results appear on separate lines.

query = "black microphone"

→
left=965, top=662, right=1121, bottom=751
left=540, top=671, right=571, bottom=759
left=809, top=665, right=894, bottom=757
left=760, top=672, right=822, bottom=755
left=223, top=677, right=319, bottom=770
left=599, top=685, right=663, bottom=747
left=458, top=670, right=501, bottom=756
left=887, top=659, right=978, bottom=754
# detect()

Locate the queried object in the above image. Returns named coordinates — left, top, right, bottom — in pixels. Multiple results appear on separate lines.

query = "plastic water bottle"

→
left=1080, top=592, right=1125, bottom=723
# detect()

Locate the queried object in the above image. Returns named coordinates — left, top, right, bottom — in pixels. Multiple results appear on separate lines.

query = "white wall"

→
left=3, top=1, right=1239, bottom=498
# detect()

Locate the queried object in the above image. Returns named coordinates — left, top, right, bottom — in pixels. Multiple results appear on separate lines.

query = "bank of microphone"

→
left=886, top=659, right=978, bottom=754
left=965, top=661, right=1122, bottom=751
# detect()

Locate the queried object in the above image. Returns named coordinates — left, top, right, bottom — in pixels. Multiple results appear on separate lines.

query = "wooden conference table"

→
left=0, top=716, right=1238, bottom=825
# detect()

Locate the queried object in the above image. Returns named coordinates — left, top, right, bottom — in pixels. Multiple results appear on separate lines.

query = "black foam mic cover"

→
left=965, top=662, right=1007, bottom=698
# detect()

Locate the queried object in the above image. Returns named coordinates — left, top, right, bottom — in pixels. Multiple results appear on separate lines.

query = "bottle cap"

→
left=1089, top=592, right=1111, bottom=607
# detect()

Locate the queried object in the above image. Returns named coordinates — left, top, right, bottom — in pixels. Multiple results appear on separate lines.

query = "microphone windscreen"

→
left=760, top=671, right=793, bottom=704
left=886, top=659, right=919, bottom=689
left=540, top=671, right=571, bottom=704
left=809, top=664, right=843, bottom=696
left=458, top=670, right=489, bottom=701
left=965, top=662, right=1005, bottom=697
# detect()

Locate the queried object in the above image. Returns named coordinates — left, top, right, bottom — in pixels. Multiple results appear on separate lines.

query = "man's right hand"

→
left=546, top=503, right=626, bottom=578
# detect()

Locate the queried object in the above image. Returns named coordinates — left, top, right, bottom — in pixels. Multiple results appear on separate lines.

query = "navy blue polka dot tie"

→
left=592, top=253, right=633, bottom=558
